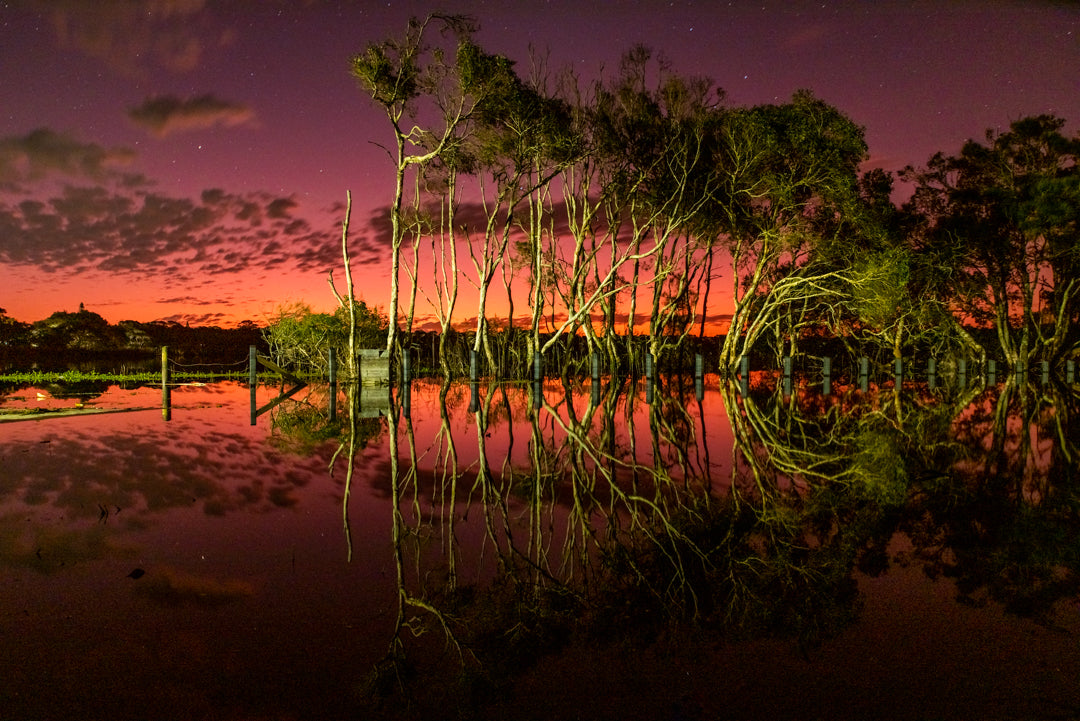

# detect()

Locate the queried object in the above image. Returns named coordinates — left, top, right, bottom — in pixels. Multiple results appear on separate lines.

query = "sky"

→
left=1, top=0, right=1078, bottom=329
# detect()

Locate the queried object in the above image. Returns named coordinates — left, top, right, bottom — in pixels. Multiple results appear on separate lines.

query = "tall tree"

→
left=904, top=115, right=1080, bottom=366
left=713, top=91, right=868, bottom=370
left=351, top=14, right=480, bottom=360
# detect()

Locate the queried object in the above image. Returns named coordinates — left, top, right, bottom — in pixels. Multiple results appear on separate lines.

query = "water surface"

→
left=1, top=377, right=1078, bottom=720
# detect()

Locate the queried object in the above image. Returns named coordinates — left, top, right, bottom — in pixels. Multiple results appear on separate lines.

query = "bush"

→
left=263, top=301, right=387, bottom=374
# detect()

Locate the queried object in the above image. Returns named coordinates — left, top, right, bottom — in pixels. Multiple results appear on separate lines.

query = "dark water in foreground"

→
left=1, top=377, right=1078, bottom=721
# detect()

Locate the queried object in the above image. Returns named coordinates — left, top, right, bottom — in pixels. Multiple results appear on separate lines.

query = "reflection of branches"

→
left=374, top=376, right=1080, bottom=713
left=906, top=380, right=1080, bottom=622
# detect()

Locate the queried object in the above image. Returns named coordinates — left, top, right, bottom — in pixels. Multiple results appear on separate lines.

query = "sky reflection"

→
left=0, top=378, right=1078, bottom=720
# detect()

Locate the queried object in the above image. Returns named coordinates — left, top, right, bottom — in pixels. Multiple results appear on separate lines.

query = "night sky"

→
left=1, top=0, right=1078, bottom=329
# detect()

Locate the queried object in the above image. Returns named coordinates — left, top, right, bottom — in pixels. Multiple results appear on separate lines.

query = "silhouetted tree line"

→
left=349, top=15, right=1080, bottom=379
left=0, top=306, right=266, bottom=369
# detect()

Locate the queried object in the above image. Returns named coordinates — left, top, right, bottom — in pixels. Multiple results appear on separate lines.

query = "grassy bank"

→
left=0, top=369, right=251, bottom=384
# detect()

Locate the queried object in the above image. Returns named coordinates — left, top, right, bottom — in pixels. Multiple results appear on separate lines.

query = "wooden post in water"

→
left=646, top=376, right=654, bottom=404
left=858, top=357, right=869, bottom=393
left=739, top=354, right=749, bottom=380
left=402, top=379, right=412, bottom=419
left=694, top=353, right=703, bottom=381
left=469, top=381, right=479, bottom=413
left=645, top=352, right=654, bottom=381
left=958, top=358, right=967, bottom=387
left=1068, top=360, right=1076, bottom=384
left=400, top=349, right=410, bottom=382
left=783, top=356, right=792, bottom=396
left=1040, top=360, right=1050, bottom=386
left=161, top=346, right=171, bottom=421
left=591, top=352, right=600, bottom=383
left=327, top=347, right=337, bottom=422
left=987, top=359, right=997, bottom=386
left=533, top=353, right=542, bottom=382
left=249, top=345, right=258, bottom=426
left=822, top=356, right=832, bottom=395
left=893, top=357, right=903, bottom=388
left=470, top=350, right=478, bottom=381
left=927, top=358, right=937, bottom=390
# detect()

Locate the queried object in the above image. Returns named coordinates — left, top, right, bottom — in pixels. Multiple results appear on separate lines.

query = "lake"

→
left=1, top=376, right=1078, bottom=720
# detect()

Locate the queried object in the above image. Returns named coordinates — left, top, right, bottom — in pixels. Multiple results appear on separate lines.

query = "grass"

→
left=0, top=369, right=253, bottom=384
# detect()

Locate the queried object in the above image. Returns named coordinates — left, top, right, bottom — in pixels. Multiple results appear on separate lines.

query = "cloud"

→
left=0, top=128, right=137, bottom=187
left=32, top=0, right=227, bottom=77
left=0, top=177, right=343, bottom=282
left=128, top=94, right=256, bottom=137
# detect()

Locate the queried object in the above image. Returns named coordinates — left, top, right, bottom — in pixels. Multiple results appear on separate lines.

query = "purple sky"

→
left=1, top=0, right=1077, bottom=328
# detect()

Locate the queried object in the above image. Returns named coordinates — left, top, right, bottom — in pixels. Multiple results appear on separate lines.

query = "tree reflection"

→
left=349, top=373, right=1080, bottom=715
left=358, top=380, right=829, bottom=709
left=903, top=378, right=1080, bottom=622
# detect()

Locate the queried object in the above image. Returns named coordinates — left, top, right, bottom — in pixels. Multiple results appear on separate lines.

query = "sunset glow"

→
left=2, top=1, right=1077, bottom=328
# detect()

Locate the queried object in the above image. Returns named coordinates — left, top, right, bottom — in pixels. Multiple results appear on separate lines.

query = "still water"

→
left=1, top=377, right=1078, bottom=721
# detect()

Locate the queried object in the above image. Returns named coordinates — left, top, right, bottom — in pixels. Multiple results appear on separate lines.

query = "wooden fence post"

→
left=161, top=346, right=171, bottom=421
left=469, top=381, right=479, bottom=413
left=249, top=345, right=257, bottom=426
left=327, top=347, right=337, bottom=422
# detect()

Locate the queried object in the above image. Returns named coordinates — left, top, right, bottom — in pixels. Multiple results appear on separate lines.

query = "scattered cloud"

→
left=155, top=296, right=218, bottom=306
left=780, top=23, right=832, bottom=52
left=0, top=173, right=342, bottom=283
left=155, top=310, right=234, bottom=326
left=0, top=128, right=137, bottom=187
left=31, top=0, right=228, bottom=78
left=128, top=94, right=256, bottom=137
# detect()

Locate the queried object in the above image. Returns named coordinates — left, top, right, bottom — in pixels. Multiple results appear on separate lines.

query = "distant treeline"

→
left=0, top=307, right=267, bottom=371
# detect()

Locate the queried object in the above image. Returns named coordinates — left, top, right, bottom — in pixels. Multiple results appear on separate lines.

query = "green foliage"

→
left=0, top=308, right=29, bottom=348
left=263, top=301, right=387, bottom=374
left=903, top=114, right=1080, bottom=363
left=29, top=309, right=122, bottom=352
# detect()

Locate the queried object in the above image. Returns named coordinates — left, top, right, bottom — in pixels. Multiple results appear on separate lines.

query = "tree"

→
left=904, top=115, right=1080, bottom=366
left=351, top=14, right=480, bottom=360
left=713, top=91, right=868, bottom=370
left=0, top=307, right=29, bottom=348
left=263, top=301, right=386, bottom=376
left=29, top=308, right=122, bottom=353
